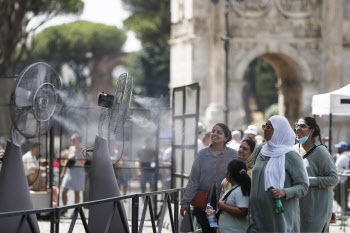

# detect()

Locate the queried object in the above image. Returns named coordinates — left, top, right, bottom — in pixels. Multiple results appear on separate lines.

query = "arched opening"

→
left=243, top=58, right=278, bottom=125
left=241, top=52, right=304, bottom=125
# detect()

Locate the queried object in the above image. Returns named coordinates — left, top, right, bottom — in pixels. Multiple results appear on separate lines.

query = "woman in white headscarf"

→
left=247, top=115, right=309, bottom=233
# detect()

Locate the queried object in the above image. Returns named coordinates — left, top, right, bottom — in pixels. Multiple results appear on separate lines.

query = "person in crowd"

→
left=221, top=139, right=256, bottom=197
left=115, top=150, right=131, bottom=196
left=227, top=130, right=242, bottom=151
left=136, top=138, right=157, bottom=195
left=20, top=138, right=33, bottom=155
left=321, top=133, right=330, bottom=148
left=180, top=123, right=238, bottom=233
left=334, top=141, right=350, bottom=212
left=247, top=115, right=309, bottom=233
left=61, top=133, right=85, bottom=207
left=237, top=139, right=256, bottom=179
left=202, top=132, right=211, bottom=147
left=243, top=125, right=258, bottom=142
left=161, top=146, right=172, bottom=190
left=294, top=116, right=339, bottom=232
left=22, top=142, right=41, bottom=188
left=197, top=122, right=206, bottom=152
left=217, top=159, right=250, bottom=233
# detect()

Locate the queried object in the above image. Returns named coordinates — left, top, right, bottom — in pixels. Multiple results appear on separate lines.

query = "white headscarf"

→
left=262, top=115, right=308, bottom=191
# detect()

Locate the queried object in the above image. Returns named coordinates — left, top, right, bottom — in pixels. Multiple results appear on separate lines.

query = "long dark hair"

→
left=227, top=159, right=251, bottom=196
left=299, top=116, right=322, bottom=142
left=214, top=123, right=232, bottom=144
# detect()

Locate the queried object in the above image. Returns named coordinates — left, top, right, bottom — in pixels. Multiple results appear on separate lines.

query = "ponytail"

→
left=227, top=159, right=251, bottom=196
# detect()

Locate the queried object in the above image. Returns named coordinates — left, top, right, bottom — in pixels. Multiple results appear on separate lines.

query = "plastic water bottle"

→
left=268, top=187, right=285, bottom=214
left=206, top=203, right=218, bottom=227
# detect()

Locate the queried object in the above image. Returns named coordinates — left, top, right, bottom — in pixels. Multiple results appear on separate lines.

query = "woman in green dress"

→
left=295, top=116, right=338, bottom=232
left=247, top=115, right=309, bottom=233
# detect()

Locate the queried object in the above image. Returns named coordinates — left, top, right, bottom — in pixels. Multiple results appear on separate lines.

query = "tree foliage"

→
left=0, top=0, right=84, bottom=75
left=127, top=41, right=169, bottom=98
left=121, top=0, right=170, bottom=102
left=244, top=58, right=278, bottom=112
left=32, top=21, right=127, bottom=63
left=121, top=0, right=170, bottom=43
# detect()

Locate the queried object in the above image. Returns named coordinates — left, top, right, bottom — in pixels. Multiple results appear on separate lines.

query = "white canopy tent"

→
left=312, top=84, right=350, bottom=153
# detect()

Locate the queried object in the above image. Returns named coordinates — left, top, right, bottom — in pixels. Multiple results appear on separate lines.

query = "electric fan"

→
left=97, top=73, right=133, bottom=137
left=10, top=62, right=62, bottom=141
left=88, top=73, right=132, bottom=233
left=0, top=62, right=61, bottom=232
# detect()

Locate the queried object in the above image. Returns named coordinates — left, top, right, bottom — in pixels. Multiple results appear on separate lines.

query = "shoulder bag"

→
left=191, top=148, right=228, bottom=209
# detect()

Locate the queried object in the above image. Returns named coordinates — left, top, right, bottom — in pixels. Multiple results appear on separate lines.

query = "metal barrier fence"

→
left=0, top=188, right=185, bottom=233
left=333, top=171, right=350, bottom=232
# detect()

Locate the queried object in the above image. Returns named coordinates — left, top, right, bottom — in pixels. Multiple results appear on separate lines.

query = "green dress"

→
left=298, top=141, right=339, bottom=232
left=247, top=144, right=309, bottom=233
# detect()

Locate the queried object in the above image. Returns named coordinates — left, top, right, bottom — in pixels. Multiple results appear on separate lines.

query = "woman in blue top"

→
left=217, top=159, right=251, bottom=233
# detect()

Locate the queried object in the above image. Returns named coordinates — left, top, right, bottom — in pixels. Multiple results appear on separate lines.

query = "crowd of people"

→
left=181, top=115, right=346, bottom=233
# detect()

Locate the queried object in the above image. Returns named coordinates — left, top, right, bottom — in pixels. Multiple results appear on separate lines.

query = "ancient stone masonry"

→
left=170, top=0, right=349, bottom=133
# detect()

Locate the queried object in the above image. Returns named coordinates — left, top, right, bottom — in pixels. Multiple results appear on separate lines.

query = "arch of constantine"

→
left=170, top=0, right=350, bottom=133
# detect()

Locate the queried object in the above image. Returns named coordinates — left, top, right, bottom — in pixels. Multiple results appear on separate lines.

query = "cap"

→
left=321, top=133, right=329, bottom=140
left=335, top=141, right=350, bottom=150
left=244, top=125, right=258, bottom=136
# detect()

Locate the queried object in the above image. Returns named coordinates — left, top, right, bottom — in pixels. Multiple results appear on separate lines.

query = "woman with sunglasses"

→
left=247, top=115, right=309, bottom=233
left=295, top=116, right=338, bottom=232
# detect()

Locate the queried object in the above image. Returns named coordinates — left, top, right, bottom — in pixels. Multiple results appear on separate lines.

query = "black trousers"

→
left=193, top=208, right=216, bottom=233
left=334, top=182, right=350, bottom=211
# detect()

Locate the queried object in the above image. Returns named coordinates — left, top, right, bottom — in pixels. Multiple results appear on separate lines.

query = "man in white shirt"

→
left=22, top=142, right=41, bottom=186
left=334, top=141, right=350, bottom=211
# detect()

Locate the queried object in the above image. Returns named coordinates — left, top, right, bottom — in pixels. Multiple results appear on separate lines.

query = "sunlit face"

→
left=238, top=141, right=252, bottom=162
left=262, top=120, right=274, bottom=141
left=295, top=119, right=313, bottom=139
left=211, top=125, right=228, bottom=145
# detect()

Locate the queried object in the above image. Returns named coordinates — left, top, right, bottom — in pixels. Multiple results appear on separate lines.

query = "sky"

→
left=28, top=0, right=141, bottom=52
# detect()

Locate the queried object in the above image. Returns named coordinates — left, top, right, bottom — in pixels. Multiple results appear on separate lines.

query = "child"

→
left=217, top=159, right=251, bottom=233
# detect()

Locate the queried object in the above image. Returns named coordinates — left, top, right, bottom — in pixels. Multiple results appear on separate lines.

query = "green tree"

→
left=128, top=41, right=169, bottom=98
left=122, top=0, right=170, bottom=102
left=0, top=0, right=84, bottom=76
left=32, top=20, right=127, bottom=99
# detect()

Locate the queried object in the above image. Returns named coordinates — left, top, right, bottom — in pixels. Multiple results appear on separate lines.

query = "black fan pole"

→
left=49, top=127, right=55, bottom=208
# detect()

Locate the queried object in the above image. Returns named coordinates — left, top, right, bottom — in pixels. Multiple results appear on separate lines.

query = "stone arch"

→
left=233, top=44, right=312, bottom=122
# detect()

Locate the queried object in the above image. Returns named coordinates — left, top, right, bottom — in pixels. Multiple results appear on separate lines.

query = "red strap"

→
left=207, top=148, right=229, bottom=193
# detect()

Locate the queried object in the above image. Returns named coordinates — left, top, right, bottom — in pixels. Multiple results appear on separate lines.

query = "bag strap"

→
left=207, top=148, right=229, bottom=193
left=215, top=185, right=240, bottom=217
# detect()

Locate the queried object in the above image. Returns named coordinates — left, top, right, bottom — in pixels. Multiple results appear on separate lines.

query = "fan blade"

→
left=15, top=87, right=33, bottom=107
left=109, top=75, right=133, bottom=135
left=37, top=63, right=47, bottom=86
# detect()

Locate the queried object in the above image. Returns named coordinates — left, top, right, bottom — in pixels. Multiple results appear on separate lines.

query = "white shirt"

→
left=218, top=185, right=249, bottom=233
left=227, top=140, right=240, bottom=151
left=22, top=151, right=39, bottom=176
left=335, top=151, right=350, bottom=182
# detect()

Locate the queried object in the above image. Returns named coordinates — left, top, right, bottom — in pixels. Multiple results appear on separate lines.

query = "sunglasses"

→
left=294, top=123, right=309, bottom=129
left=262, top=124, right=273, bottom=130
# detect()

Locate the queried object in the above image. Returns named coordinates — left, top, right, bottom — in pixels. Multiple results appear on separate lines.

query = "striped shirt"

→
left=181, top=145, right=238, bottom=207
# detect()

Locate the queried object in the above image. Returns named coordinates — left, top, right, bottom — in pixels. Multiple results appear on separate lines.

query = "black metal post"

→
left=223, top=0, right=230, bottom=125
left=329, top=113, right=332, bottom=154
left=49, top=127, right=54, bottom=208
left=132, top=194, right=139, bottom=233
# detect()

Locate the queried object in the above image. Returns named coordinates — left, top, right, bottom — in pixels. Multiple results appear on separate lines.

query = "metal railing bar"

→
left=0, top=208, right=54, bottom=217
left=68, top=208, right=79, bottom=233
left=117, top=200, right=130, bottom=232
left=157, top=193, right=169, bottom=233
left=138, top=196, right=149, bottom=232
left=147, top=197, right=157, bottom=233
left=132, top=194, right=139, bottom=233
left=27, top=215, right=38, bottom=233
left=54, top=208, right=60, bottom=233
left=16, top=215, right=26, bottom=233
left=174, top=191, right=179, bottom=233
left=78, top=207, right=90, bottom=233
left=104, top=201, right=117, bottom=233
left=166, top=196, right=175, bottom=233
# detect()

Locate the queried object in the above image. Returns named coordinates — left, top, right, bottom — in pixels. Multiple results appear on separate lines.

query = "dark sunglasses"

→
left=262, top=124, right=273, bottom=130
left=294, top=123, right=309, bottom=129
